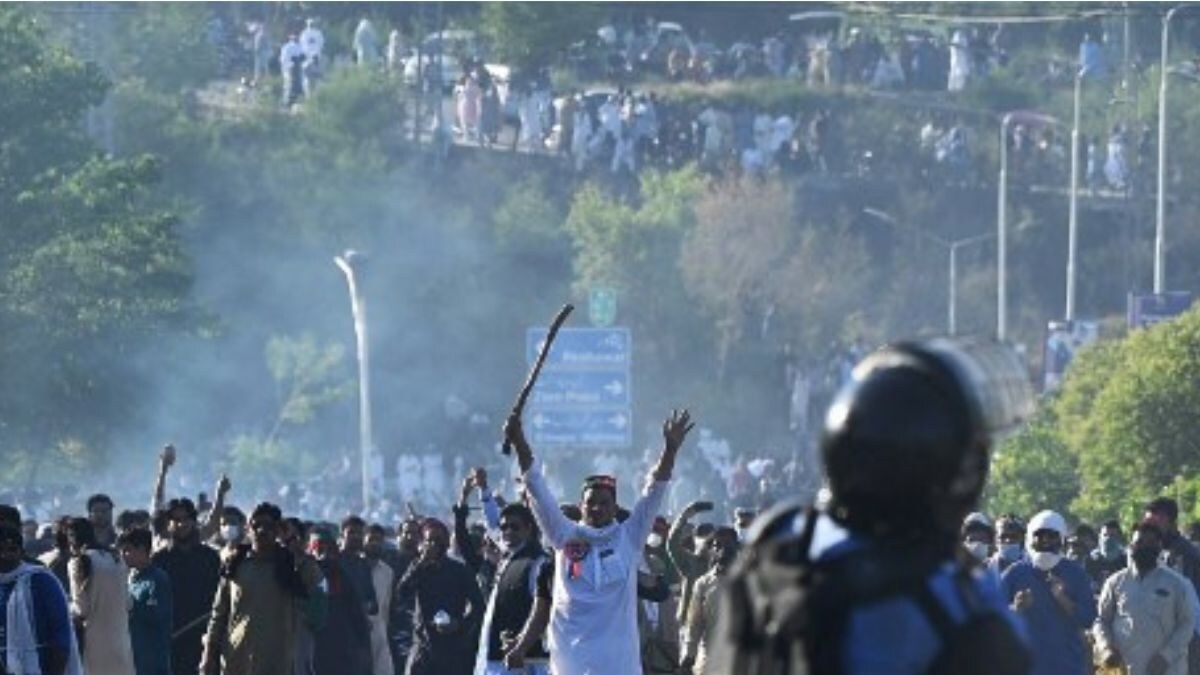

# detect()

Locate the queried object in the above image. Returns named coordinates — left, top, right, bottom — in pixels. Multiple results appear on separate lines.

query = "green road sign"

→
left=588, top=287, right=617, bottom=327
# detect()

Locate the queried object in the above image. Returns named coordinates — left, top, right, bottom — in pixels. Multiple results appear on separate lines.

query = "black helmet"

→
left=821, top=339, right=1032, bottom=542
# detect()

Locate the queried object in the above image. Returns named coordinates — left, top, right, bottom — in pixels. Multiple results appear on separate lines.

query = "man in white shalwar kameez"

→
left=504, top=410, right=694, bottom=675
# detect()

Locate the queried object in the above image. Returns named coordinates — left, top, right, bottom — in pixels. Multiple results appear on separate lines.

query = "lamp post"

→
left=863, top=208, right=993, bottom=335
left=998, top=110, right=1059, bottom=341
left=1067, top=70, right=1083, bottom=321
left=1156, top=6, right=1184, bottom=293
left=946, top=233, right=997, bottom=335
left=334, top=250, right=373, bottom=514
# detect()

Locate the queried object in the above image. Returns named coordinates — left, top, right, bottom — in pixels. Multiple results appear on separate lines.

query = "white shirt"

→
left=524, top=460, right=668, bottom=675
left=279, top=40, right=304, bottom=73
left=300, top=26, right=324, bottom=59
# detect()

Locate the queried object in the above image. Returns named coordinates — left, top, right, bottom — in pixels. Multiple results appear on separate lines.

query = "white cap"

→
left=1026, top=510, right=1067, bottom=545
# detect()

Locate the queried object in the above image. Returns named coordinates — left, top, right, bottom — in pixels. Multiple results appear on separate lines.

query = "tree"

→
left=231, top=334, right=352, bottom=479
left=986, top=405, right=1079, bottom=519
left=681, top=178, right=874, bottom=366
left=1067, top=309, right=1200, bottom=523
left=0, top=6, right=194, bottom=477
left=480, top=3, right=602, bottom=70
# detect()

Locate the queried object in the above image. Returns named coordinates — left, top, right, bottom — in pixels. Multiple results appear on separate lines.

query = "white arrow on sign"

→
left=608, top=413, right=628, bottom=430
left=604, top=380, right=624, bottom=397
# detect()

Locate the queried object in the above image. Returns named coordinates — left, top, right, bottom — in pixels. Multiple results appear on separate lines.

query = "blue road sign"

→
left=526, top=327, right=632, bottom=448
left=532, top=370, right=631, bottom=407
left=1127, top=291, right=1193, bottom=329
left=526, top=328, right=630, bottom=368
left=528, top=408, right=632, bottom=447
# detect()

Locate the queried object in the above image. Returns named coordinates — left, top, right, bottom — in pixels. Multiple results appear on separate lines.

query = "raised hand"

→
left=662, top=409, right=695, bottom=454
left=503, top=414, right=534, bottom=471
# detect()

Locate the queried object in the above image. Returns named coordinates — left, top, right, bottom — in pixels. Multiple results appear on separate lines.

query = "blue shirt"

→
left=128, top=565, right=173, bottom=675
left=1001, top=558, right=1096, bottom=675
left=822, top=540, right=1025, bottom=674
left=793, top=513, right=1029, bottom=675
left=0, top=568, right=74, bottom=675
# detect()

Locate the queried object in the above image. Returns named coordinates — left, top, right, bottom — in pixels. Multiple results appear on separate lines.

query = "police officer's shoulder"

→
left=744, top=496, right=809, bottom=547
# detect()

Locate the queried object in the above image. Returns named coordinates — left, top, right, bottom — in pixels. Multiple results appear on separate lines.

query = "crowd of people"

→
left=960, top=499, right=1200, bottom=675
left=3, top=330, right=1200, bottom=675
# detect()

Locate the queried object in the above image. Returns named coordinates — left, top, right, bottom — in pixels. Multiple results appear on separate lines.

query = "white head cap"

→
left=1026, top=510, right=1067, bottom=546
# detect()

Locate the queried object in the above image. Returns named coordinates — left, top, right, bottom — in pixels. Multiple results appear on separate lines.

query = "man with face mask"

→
left=1094, top=522, right=1195, bottom=675
left=216, top=507, right=246, bottom=559
left=1001, top=509, right=1096, bottom=675
left=503, top=409, right=694, bottom=675
left=962, top=512, right=995, bottom=564
left=1092, top=520, right=1127, bottom=583
left=150, top=498, right=220, bottom=675
left=988, top=514, right=1026, bottom=575
left=679, top=526, right=738, bottom=675
left=396, top=519, right=484, bottom=675
left=0, top=522, right=82, bottom=675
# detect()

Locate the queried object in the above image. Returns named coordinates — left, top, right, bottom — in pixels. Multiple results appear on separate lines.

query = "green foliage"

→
left=480, top=3, right=603, bottom=70
left=493, top=174, right=569, bottom=255
left=231, top=334, right=351, bottom=480
left=109, top=4, right=221, bottom=92
left=265, top=334, right=353, bottom=431
left=987, top=405, right=1079, bottom=519
left=0, top=6, right=193, bottom=469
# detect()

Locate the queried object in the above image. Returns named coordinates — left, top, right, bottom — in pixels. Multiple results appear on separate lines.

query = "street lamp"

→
left=334, top=250, right=373, bottom=514
left=1067, top=70, right=1084, bottom=321
left=1157, top=5, right=1193, bottom=293
left=863, top=208, right=994, bottom=335
left=998, top=110, right=1060, bottom=341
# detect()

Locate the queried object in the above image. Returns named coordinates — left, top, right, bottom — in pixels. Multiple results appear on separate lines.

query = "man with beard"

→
left=472, top=502, right=549, bottom=675
left=503, top=409, right=694, bottom=675
left=364, top=525, right=395, bottom=675
left=390, top=518, right=423, bottom=675
left=201, top=503, right=319, bottom=675
left=679, top=526, right=738, bottom=675
left=0, top=522, right=81, bottom=675
left=151, top=498, right=220, bottom=675
left=1095, top=522, right=1194, bottom=675
left=86, top=495, right=117, bottom=550
left=395, top=519, right=483, bottom=675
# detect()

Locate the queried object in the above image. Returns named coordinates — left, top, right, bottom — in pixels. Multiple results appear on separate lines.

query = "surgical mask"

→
left=646, top=533, right=664, bottom=548
left=964, top=541, right=990, bottom=561
left=999, top=543, right=1022, bottom=563
left=221, top=525, right=243, bottom=542
left=1131, top=546, right=1162, bottom=572
left=1029, top=551, right=1061, bottom=571
left=693, top=537, right=708, bottom=552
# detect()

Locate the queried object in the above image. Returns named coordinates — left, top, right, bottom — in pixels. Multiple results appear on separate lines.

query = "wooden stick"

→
left=502, top=304, right=574, bottom=455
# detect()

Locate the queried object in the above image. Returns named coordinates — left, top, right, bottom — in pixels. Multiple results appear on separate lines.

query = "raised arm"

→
left=198, top=474, right=231, bottom=542
left=151, top=445, right=175, bottom=514
left=627, top=410, right=695, bottom=545
left=668, top=500, right=713, bottom=581
left=505, top=414, right=573, bottom=548
left=452, top=474, right=484, bottom=572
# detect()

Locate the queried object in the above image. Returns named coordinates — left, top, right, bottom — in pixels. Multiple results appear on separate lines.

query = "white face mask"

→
left=646, top=533, right=664, bottom=548
left=964, top=541, right=990, bottom=561
left=1029, top=550, right=1062, bottom=571
left=222, top=525, right=243, bottom=543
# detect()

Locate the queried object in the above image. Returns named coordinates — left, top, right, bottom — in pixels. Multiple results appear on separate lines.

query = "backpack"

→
left=710, top=503, right=1031, bottom=675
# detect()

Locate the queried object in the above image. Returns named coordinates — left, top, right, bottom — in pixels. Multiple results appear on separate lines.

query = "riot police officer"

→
left=706, top=338, right=1035, bottom=675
